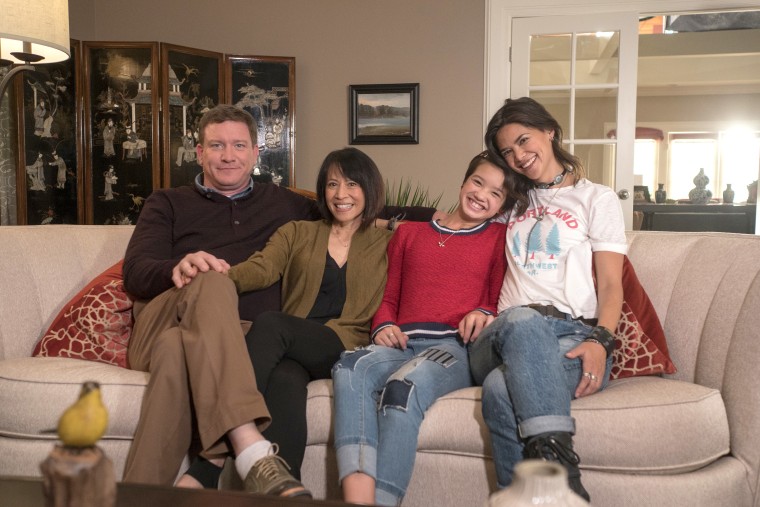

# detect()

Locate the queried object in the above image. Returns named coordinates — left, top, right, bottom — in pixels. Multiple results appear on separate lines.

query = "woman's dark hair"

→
left=462, top=151, right=510, bottom=213
left=484, top=97, right=585, bottom=216
left=316, top=147, right=385, bottom=229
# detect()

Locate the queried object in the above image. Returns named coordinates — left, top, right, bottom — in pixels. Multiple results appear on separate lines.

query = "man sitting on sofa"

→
left=122, top=104, right=433, bottom=498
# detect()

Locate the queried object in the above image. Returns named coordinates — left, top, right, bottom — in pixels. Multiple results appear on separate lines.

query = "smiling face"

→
left=196, top=120, right=258, bottom=196
left=456, top=161, right=507, bottom=226
left=324, top=165, right=366, bottom=228
left=495, top=123, right=563, bottom=184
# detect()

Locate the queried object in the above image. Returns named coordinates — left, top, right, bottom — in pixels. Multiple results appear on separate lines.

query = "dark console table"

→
left=634, top=203, right=757, bottom=233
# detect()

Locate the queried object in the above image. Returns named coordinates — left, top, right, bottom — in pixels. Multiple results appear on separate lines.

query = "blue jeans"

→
left=468, top=307, right=613, bottom=488
left=332, top=339, right=472, bottom=506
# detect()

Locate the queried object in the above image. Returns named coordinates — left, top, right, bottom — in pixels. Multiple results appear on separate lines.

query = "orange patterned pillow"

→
left=32, top=260, right=134, bottom=368
left=609, top=257, right=677, bottom=379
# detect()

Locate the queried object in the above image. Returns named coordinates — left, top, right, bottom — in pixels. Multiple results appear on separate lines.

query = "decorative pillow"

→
left=33, top=260, right=134, bottom=368
left=609, top=257, right=677, bottom=379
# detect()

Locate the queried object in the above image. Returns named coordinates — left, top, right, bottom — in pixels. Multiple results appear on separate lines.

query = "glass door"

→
left=511, top=13, right=639, bottom=229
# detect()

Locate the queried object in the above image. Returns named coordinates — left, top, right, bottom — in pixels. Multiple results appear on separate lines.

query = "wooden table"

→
left=634, top=203, right=756, bottom=233
left=0, top=476, right=348, bottom=507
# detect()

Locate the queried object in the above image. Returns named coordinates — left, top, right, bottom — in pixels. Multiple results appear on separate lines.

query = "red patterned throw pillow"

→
left=609, top=257, right=677, bottom=379
left=33, top=260, right=134, bottom=368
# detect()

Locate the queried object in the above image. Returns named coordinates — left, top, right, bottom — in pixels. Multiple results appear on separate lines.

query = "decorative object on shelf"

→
left=722, top=184, right=735, bottom=204
left=485, top=460, right=589, bottom=507
left=349, top=83, right=420, bottom=145
left=633, top=185, right=651, bottom=203
left=688, top=168, right=712, bottom=205
left=748, top=180, right=758, bottom=204
left=655, top=183, right=667, bottom=204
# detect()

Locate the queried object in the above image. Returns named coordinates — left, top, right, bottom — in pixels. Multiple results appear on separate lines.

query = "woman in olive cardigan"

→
left=181, top=147, right=393, bottom=488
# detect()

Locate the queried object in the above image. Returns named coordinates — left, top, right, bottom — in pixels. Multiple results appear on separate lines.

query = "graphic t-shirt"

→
left=496, top=179, right=628, bottom=319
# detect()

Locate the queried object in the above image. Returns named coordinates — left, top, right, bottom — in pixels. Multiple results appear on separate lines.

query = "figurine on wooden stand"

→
left=40, top=381, right=116, bottom=507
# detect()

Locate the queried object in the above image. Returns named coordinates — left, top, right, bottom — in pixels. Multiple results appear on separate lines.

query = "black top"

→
left=307, top=253, right=347, bottom=324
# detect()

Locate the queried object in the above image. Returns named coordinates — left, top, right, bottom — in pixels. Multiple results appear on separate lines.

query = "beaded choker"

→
left=536, top=168, right=568, bottom=189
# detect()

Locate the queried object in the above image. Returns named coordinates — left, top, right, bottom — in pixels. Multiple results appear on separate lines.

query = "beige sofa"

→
left=0, top=225, right=758, bottom=506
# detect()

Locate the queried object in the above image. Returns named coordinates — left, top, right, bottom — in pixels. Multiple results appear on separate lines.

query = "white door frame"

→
left=485, top=0, right=760, bottom=233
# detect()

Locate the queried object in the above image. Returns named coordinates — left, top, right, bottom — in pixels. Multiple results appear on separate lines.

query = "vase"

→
left=749, top=181, right=758, bottom=204
left=688, top=168, right=712, bottom=204
left=723, top=184, right=735, bottom=204
left=485, top=460, right=589, bottom=507
left=655, top=183, right=667, bottom=203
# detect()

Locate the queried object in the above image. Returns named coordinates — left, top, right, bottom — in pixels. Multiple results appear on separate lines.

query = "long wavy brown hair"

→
left=484, top=97, right=585, bottom=217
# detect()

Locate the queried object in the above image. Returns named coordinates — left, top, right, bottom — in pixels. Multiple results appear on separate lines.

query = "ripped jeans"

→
left=332, top=338, right=472, bottom=506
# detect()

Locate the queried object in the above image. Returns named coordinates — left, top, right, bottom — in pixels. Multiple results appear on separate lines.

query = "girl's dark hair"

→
left=316, top=147, right=385, bottom=229
left=484, top=97, right=585, bottom=216
left=462, top=151, right=510, bottom=213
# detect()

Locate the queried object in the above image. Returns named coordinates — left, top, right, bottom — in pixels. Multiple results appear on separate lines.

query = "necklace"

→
left=438, top=229, right=457, bottom=247
left=536, top=168, right=568, bottom=189
left=331, top=227, right=352, bottom=248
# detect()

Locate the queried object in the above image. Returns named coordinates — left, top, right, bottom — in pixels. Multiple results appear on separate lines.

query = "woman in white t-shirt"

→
left=469, top=97, right=627, bottom=502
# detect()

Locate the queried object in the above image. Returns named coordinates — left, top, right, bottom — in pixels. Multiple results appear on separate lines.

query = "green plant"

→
left=385, top=178, right=443, bottom=209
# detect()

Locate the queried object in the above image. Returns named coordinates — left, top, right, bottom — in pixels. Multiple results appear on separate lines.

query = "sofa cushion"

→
left=306, top=377, right=728, bottom=476
left=573, top=376, right=729, bottom=473
left=0, top=357, right=147, bottom=441
left=610, top=257, right=677, bottom=379
left=32, top=260, right=134, bottom=368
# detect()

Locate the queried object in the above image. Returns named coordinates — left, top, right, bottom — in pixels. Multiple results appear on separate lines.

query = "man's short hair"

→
left=198, top=104, right=258, bottom=146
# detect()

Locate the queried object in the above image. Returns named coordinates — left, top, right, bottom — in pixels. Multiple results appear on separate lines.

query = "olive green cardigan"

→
left=228, top=220, right=391, bottom=350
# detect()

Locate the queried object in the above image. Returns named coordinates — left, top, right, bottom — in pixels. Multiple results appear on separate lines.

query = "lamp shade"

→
left=0, top=0, right=70, bottom=64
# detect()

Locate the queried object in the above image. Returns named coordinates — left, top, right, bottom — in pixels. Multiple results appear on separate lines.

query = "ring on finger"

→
left=583, top=371, right=592, bottom=379
left=590, top=374, right=598, bottom=381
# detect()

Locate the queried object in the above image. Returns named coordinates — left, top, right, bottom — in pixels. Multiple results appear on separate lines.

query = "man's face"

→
left=196, top=120, right=258, bottom=196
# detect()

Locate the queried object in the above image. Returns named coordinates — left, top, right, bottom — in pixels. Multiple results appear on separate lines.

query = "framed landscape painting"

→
left=225, top=55, right=295, bottom=187
left=349, top=83, right=419, bottom=145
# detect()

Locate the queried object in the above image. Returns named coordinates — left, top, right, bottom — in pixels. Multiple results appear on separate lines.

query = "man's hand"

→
left=373, top=325, right=409, bottom=350
left=458, top=311, right=494, bottom=343
left=171, top=251, right=230, bottom=289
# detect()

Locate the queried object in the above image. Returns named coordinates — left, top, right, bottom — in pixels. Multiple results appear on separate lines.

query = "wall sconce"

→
left=0, top=0, right=71, bottom=98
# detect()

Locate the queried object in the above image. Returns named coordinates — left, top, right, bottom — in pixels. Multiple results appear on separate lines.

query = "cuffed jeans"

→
left=468, top=306, right=613, bottom=488
left=332, top=339, right=472, bottom=506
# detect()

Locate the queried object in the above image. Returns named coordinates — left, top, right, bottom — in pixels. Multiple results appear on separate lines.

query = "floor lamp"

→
left=0, top=0, right=71, bottom=99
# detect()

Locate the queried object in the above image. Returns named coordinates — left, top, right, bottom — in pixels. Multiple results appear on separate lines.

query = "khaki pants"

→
left=123, top=271, right=270, bottom=485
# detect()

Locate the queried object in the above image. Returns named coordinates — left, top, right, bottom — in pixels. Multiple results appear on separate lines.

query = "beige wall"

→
left=68, top=0, right=486, bottom=209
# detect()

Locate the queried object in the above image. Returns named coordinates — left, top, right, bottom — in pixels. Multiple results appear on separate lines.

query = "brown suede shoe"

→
left=243, top=445, right=312, bottom=498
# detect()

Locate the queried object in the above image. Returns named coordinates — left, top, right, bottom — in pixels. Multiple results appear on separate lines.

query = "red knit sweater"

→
left=371, top=220, right=507, bottom=340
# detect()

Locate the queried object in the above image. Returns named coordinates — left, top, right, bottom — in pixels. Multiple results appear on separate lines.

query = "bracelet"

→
left=585, top=326, right=616, bottom=357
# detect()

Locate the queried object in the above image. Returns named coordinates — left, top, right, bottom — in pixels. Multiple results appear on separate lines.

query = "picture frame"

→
left=83, top=41, right=160, bottom=225
left=349, top=83, right=419, bottom=145
left=225, top=55, right=295, bottom=188
left=16, top=39, right=82, bottom=224
left=161, top=43, right=224, bottom=188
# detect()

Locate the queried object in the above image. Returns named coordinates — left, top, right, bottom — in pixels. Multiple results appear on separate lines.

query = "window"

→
left=668, top=135, right=717, bottom=201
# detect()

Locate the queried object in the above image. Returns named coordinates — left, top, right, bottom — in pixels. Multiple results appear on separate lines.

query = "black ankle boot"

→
left=523, top=431, right=590, bottom=502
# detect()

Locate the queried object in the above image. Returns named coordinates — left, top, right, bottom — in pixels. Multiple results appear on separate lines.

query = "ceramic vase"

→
left=655, top=183, right=667, bottom=203
left=485, top=460, right=590, bottom=507
left=688, top=168, right=712, bottom=205
left=723, top=184, right=735, bottom=204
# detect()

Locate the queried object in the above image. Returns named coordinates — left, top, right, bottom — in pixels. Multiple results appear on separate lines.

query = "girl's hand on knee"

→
left=373, top=325, right=408, bottom=350
left=566, top=342, right=606, bottom=398
left=458, top=311, right=494, bottom=343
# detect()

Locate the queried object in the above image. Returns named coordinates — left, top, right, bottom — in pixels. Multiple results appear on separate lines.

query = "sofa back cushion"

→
left=0, top=225, right=134, bottom=361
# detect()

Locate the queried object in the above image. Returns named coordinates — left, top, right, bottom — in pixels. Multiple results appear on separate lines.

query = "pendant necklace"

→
left=436, top=220, right=458, bottom=247
left=331, top=227, right=351, bottom=248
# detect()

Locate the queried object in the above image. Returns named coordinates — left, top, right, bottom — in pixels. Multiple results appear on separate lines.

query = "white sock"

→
left=235, top=440, right=273, bottom=480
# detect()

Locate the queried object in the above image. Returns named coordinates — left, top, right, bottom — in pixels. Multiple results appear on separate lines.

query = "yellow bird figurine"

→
left=57, top=381, right=109, bottom=448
